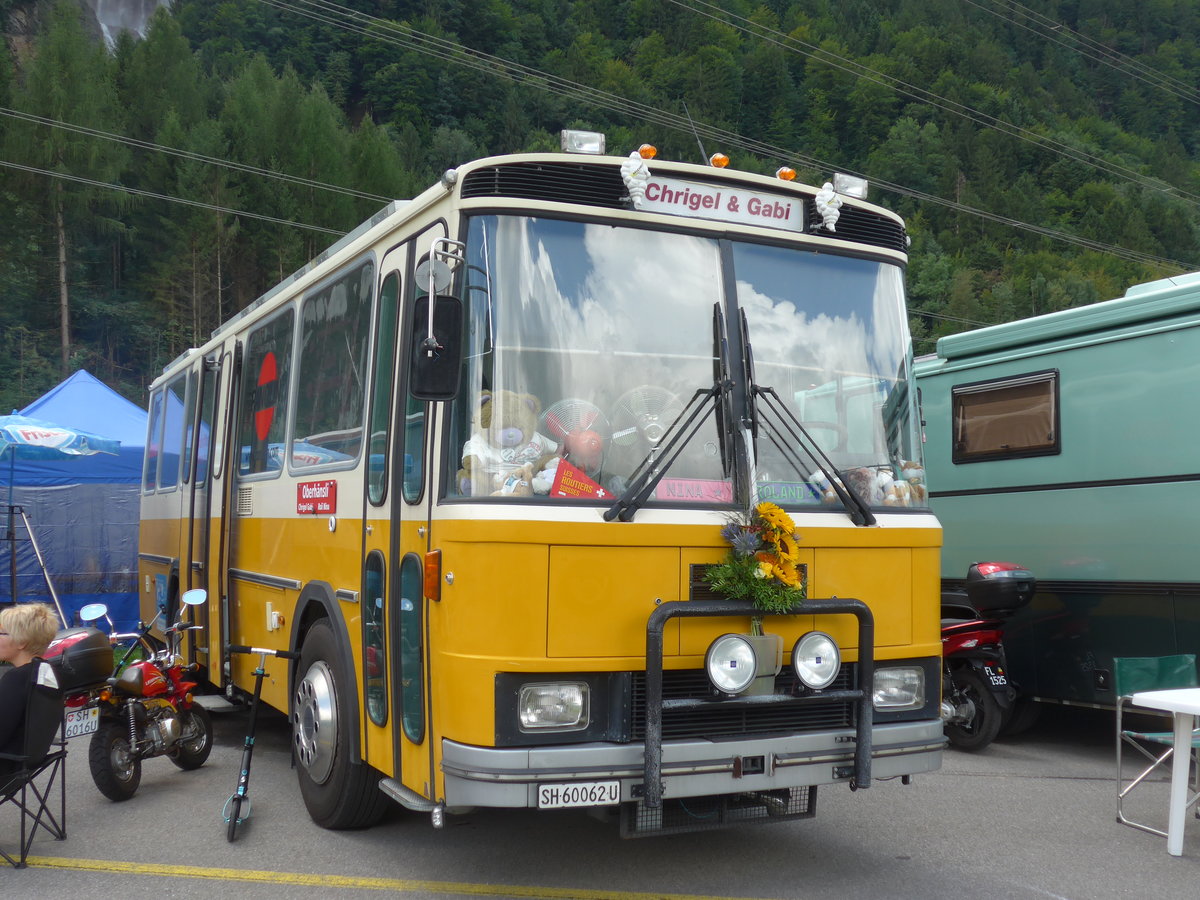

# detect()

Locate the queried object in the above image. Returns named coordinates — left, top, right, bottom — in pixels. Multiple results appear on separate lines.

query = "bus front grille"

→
left=461, top=163, right=629, bottom=208
left=629, top=666, right=857, bottom=741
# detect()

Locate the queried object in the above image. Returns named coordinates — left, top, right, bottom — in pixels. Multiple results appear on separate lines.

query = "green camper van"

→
left=914, top=271, right=1200, bottom=710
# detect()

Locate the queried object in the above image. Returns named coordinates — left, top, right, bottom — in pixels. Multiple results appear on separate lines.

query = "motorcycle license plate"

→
left=983, top=665, right=1008, bottom=688
left=64, top=707, right=99, bottom=739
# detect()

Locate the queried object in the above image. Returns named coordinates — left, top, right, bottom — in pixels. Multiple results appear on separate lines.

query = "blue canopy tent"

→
left=1, top=371, right=146, bottom=629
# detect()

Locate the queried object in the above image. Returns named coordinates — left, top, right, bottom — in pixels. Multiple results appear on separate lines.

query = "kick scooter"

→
left=223, top=644, right=300, bottom=841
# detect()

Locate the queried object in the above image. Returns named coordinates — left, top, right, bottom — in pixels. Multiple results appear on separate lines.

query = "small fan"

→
left=541, top=398, right=611, bottom=477
left=611, top=386, right=683, bottom=449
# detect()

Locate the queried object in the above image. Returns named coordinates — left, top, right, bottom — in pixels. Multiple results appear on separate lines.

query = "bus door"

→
left=360, top=248, right=405, bottom=779
left=181, top=354, right=223, bottom=678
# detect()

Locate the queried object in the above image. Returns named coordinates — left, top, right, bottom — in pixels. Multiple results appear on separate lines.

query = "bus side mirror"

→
left=409, top=294, right=464, bottom=401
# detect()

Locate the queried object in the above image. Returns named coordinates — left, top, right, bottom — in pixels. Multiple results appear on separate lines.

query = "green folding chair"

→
left=1115, top=654, right=1200, bottom=837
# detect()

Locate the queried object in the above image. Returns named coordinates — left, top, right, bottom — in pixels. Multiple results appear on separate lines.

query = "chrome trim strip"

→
left=228, top=568, right=302, bottom=591
left=336, top=589, right=359, bottom=604
left=138, top=553, right=173, bottom=566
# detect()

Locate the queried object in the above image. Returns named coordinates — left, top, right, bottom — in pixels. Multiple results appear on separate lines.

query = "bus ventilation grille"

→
left=806, top=200, right=908, bottom=253
left=620, top=785, right=816, bottom=837
left=236, top=488, right=253, bottom=517
left=460, top=162, right=630, bottom=209
left=629, top=667, right=856, bottom=741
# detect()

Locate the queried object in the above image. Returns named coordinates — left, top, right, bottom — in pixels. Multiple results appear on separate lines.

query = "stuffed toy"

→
left=458, top=390, right=558, bottom=496
left=902, top=460, right=927, bottom=499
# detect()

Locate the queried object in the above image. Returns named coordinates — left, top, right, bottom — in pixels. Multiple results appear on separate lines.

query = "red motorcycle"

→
left=46, top=589, right=213, bottom=800
left=940, top=562, right=1036, bottom=751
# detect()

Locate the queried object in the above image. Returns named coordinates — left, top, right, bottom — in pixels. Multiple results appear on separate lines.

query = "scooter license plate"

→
left=64, top=706, right=99, bottom=739
left=983, top=665, right=1008, bottom=688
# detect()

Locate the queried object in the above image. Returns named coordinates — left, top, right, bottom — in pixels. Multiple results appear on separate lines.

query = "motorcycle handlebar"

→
left=228, top=644, right=301, bottom=661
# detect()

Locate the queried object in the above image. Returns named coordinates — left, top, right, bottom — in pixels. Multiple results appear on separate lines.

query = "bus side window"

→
left=160, top=374, right=187, bottom=490
left=144, top=388, right=163, bottom=493
left=368, top=273, right=401, bottom=506
left=364, top=551, right=387, bottom=726
left=398, top=554, right=424, bottom=742
left=237, top=309, right=295, bottom=476
left=293, top=260, right=374, bottom=467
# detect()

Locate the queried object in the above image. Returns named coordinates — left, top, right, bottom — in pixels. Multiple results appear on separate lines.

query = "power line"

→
left=0, top=158, right=347, bottom=235
left=256, top=0, right=1195, bottom=271
left=0, top=105, right=392, bottom=204
left=668, top=0, right=1200, bottom=210
left=962, top=0, right=1200, bottom=105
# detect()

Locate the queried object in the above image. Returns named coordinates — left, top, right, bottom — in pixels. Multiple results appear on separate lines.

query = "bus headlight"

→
left=792, top=631, right=840, bottom=690
left=705, top=634, right=758, bottom=694
left=518, top=682, right=589, bottom=731
left=873, top=667, right=925, bottom=710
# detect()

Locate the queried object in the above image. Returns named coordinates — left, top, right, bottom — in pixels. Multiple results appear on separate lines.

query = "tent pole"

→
left=16, top=507, right=67, bottom=626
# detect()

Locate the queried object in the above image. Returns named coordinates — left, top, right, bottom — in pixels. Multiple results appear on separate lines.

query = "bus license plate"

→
left=537, top=781, right=620, bottom=809
left=64, top=707, right=99, bottom=739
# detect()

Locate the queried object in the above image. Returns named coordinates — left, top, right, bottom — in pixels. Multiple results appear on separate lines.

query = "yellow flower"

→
left=775, top=530, right=799, bottom=560
left=755, top=501, right=794, bottom=532
left=774, top=558, right=800, bottom=588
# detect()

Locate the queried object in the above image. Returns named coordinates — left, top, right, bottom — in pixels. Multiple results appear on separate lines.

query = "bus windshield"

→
left=449, top=214, right=926, bottom=511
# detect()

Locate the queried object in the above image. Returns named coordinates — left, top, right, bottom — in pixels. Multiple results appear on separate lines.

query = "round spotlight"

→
left=792, top=631, right=840, bottom=690
left=705, top=634, right=757, bottom=695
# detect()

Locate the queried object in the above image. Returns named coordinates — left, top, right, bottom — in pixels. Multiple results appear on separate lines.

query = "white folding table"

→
left=1129, top=687, right=1200, bottom=856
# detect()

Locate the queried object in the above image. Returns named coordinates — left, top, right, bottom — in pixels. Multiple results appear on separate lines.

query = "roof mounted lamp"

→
left=832, top=172, right=869, bottom=199
left=560, top=130, right=606, bottom=154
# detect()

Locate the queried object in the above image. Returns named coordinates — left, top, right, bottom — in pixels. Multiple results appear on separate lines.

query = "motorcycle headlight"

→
left=873, top=666, right=925, bottom=710
left=792, top=631, right=840, bottom=690
left=705, top=634, right=758, bottom=695
left=518, top=682, right=589, bottom=732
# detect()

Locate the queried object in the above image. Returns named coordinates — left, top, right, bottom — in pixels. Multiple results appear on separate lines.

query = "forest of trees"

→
left=2, top=0, right=1199, bottom=412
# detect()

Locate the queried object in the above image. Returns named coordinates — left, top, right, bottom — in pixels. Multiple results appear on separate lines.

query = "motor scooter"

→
left=940, top=561, right=1036, bottom=751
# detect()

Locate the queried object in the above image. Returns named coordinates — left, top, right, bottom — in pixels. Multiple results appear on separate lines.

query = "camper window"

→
left=951, top=370, right=1059, bottom=463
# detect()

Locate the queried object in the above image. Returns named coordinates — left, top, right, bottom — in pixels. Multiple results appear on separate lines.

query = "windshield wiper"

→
left=603, top=385, right=722, bottom=522
left=753, top=386, right=877, bottom=527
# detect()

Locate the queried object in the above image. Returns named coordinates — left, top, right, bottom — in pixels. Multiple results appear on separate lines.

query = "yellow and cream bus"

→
left=137, top=134, right=943, bottom=837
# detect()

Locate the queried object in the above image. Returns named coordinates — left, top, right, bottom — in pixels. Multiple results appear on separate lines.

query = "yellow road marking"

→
left=27, top=856, right=782, bottom=900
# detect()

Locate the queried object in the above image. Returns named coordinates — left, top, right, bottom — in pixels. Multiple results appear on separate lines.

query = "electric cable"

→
left=0, top=105, right=391, bottom=203
left=256, top=0, right=1196, bottom=270
left=0, top=158, right=347, bottom=235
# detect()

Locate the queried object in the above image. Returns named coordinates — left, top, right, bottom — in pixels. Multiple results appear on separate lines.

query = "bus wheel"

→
left=293, top=619, right=387, bottom=828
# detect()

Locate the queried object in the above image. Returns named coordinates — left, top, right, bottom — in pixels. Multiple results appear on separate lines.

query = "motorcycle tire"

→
left=293, top=619, right=388, bottom=829
left=169, top=705, right=214, bottom=770
left=944, top=668, right=1003, bottom=752
left=89, top=721, right=142, bottom=801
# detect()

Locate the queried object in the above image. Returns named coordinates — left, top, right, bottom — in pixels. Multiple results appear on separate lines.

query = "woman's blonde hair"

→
left=0, top=603, right=60, bottom=657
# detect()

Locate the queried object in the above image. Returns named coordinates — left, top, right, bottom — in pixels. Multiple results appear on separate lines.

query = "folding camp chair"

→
left=1115, top=654, right=1200, bottom=838
left=0, top=660, right=67, bottom=868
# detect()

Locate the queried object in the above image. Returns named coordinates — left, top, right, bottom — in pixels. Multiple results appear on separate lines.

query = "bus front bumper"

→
left=440, top=718, right=943, bottom=809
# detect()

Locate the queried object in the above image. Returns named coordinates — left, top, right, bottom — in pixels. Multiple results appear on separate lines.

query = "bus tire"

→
left=293, top=619, right=387, bottom=829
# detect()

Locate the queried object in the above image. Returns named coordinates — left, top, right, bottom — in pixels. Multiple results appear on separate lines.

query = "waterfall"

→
left=80, top=0, right=174, bottom=47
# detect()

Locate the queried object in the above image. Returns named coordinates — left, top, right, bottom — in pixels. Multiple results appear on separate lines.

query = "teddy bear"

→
left=458, top=390, right=558, bottom=496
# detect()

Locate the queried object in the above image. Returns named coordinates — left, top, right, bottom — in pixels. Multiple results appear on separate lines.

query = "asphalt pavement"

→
left=3, top=701, right=1198, bottom=899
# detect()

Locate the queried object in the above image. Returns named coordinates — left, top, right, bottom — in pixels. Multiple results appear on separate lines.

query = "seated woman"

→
left=0, top=603, right=61, bottom=786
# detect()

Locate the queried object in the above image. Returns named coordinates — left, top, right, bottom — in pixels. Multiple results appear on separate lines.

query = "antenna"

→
left=681, top=101, right=708, bottom=162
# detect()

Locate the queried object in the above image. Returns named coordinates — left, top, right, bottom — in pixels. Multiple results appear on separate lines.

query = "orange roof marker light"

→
left=775, top=166, right=797, bottom=181
left=709, top=152, right=730, bottom=168
left=560, top=129, right=606, bottom=155
left=638, top=143, right=658, bottom=160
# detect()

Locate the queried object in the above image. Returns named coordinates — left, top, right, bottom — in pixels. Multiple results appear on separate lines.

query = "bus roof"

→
left=933, top=270, right=1200, bottom=362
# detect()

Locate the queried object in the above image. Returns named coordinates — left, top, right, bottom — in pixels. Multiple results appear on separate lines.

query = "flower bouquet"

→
left=703, top=501, right=806, bottom=632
